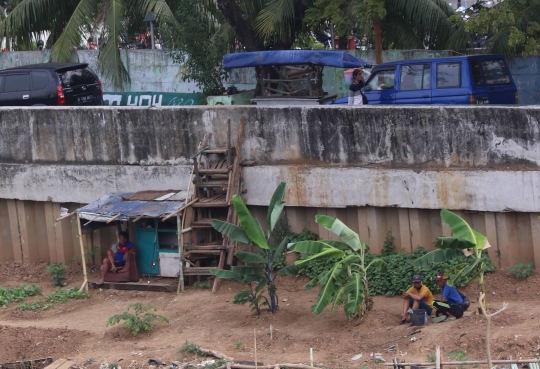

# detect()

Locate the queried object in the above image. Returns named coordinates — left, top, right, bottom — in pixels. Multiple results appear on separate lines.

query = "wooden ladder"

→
left=182, top=118, right=245, bottom=292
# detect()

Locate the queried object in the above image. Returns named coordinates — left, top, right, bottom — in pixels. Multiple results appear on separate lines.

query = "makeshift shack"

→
left=223, top=50, right=371, bottom=105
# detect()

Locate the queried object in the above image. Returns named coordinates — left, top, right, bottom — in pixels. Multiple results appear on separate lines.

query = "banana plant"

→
left=210, top=182, right=293, bottom=315
left=287, top=215, right=386, bottom=321
left=412, top=209, right=491, bottom=302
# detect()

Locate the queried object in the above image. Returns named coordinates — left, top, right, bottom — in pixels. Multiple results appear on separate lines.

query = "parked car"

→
left=332, top=54, right=518, bottom=105
left=0, top=62, right=103, bottom=106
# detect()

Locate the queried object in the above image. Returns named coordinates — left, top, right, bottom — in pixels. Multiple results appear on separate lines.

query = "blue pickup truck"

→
left=333, top=54, right=518, bottom=105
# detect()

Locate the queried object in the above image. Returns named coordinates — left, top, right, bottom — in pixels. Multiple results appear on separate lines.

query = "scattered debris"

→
left=148, top=360, right=166, bottom=367
left=351, top=354, right=363, bottom=361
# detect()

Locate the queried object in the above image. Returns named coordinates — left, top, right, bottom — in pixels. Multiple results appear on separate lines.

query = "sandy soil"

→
left=0, top=261, right=539, bottom=368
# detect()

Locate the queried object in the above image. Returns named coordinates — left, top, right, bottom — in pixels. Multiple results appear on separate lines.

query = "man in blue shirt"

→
left=96, top=231, right=135, bottom=285
left=432, top=273, right=464, bottom=323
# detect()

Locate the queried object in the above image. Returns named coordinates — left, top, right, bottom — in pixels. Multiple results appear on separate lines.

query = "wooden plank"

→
left=52, top=203, right=68, bottom=263
left=44, top=202, right=58, bottom=262
left=89, top=281, right=176, bottom=292
left=55, top=359, right=76, bottom=369
left=199, top=168, right=229, bottom=175
left=0, top=200, right=13, bottom=262
left=530, top=213, right=540, bottom=269
left=33, top=202, right=50, bottom=262
left=398, top=208, right=412, bottom=253
left=44, top=359, right=69, bottom=369
left=484, top=212, right=500, bottom=267
left=183, top=267, right=212, bottom=275
left=192, top=201, right=228, bottom=208
left=17, top=200, right=32, bottom=262
left=6, top=200, right=22, bottom=262
left=227, top=116, right=246, bottom=205
left=23, top=201, right=40, bottom=262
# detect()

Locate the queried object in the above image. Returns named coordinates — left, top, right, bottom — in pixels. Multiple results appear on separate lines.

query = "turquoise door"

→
left=136, top=228, right=160, bottom=275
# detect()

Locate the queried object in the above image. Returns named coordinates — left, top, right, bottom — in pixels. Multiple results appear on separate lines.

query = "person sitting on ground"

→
left=400, top=274, right=434, bottom=324
left=96, top=231, right=135, bottom=285
left=432, top=273, right=464, bottom=323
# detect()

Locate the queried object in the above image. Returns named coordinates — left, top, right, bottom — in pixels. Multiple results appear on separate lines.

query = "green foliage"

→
left=46, top=262, right=66, bottom=287
left=106, top=303, right=169, bottom=335
left=427, top=353, right=436, bottom=363
left=448, top=350, right=472, bottom=369
left=463, top=0, right=540, bottom=58
left=204, top=360, right=227, bottom=369
left=289, top=216, right=386, bottom=321
left=193, top=281, right=212, bottom=289
left=0, top=284, right=40, bottom=308
left=180, top=341, right=209, bottom=356
left=170, top=0, right=229, bottom=96
left=15, top=287, right=89, bottom=311
left=381, top=231, right=395, bottom=255
left=508, top=262, right=535, bottom=280
left=299, top=246, right=495, bottom=297
left=235, top=341, right=244, bottom=349
left=211, top=183, right=294, bottom=316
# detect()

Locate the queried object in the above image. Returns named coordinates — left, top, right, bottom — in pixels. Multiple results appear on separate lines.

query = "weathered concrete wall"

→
left=0, top=105, right=539, bottom=266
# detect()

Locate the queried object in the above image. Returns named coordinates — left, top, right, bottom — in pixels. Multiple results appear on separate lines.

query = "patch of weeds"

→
left=448, top=350, right=472, bottom=369
left=180, top=341, right=208, bottom=356
left=427, top=353, right=436, bottom=362
left=0, top=284, right=41, bottom=308
left=508, top=262, right=535, bottom=280
left=45, top=287, right=90, bottom=304
left=285, top=333, right=292, bottom=341
left=106, top=303, right=169, bottom=335
left=193, top=281, right=212, bottom=289
left=235, top=341, right=244, bottom=349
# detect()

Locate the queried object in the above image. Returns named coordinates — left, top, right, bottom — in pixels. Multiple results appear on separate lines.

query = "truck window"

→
left=436, top=63, right=461, bottom=88
left=481, top=59, right=511, bottom=85
left=400, top=64, right=431, bottom=90
left=470, top=60, right=485, bottom=86
left=4, top=74, right=31, bottom=92
left=32, top=71, right=49, bottom=90
left=365, top=69, right=395, bottom=91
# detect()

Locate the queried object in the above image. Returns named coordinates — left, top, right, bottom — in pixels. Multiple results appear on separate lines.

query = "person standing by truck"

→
left=348, top=67, right=371, bottom=105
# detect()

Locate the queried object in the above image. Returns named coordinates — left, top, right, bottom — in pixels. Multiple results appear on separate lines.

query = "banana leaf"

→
left=343, top=273, right=364, bottom=321
left=278, top=263, right=299, bottom=276
left=255, top=279, right=269, bottom=292
left=235, top=250, right=266, bottom=264
left=290, top=240, right=335, bottom=254
left=311, top=264, right=341, bottom=314
left=331, top=285, right=347, bottom=315
left=231, top=265, right=265, bottom=276
left=294, top=247, right=345, bottom=268
left=210, top=268, right=242, bottom=282
left=434, top=236, right=475, bottom=250
left=267, top=182, right=286, bottom=233
left=316, top=215, right=361, bottom=251
left=411, top=248, right=462, bottom=268
left=271, top=237, right=288, bottom=264
left=441, top=209, right=487, bottom=250
left=232, top=195, right=269, bottom=249
left=212, top=220, right=251, bottom=245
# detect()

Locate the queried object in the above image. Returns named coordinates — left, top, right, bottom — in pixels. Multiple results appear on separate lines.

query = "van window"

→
left=481, top=59, right=511, bottom=85
left=400, top=64, right=431, bottom=90
left=365, top=69, right=395, bottom=91
left=58, top=68, right=98, bottom=88
left=4, top=74, right=31, bottom=92
left=470, top=60, right=484, bottom=86
left=436, top=63, right=461, bottom=88
left=32, top=71, right=49, bottom=90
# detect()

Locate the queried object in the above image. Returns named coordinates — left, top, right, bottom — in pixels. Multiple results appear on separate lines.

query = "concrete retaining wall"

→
left=1, top=105, right=540, bottom=266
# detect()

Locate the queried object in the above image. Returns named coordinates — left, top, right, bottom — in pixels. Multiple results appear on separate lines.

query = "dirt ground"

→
left=1, top=261, right=539, bottom=369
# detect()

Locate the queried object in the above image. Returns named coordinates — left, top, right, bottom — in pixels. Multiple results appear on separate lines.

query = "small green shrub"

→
left=46, top=262, right=66, bottom=286
left=0, top=284, right=41, bottom=308
left=45, top=287, right=90, bottom=303
left=508, top=262, right=535, bottom=280
left=381, top=231, right=395, bottom=255
left=193, top=281, right=212, bottom=289
left=427, top=353, right=436, bottom=362
left=235, top=341, right=244, bottom=349
left=180, top=341, right=209, bottom=356
left=107, top=303, right=169, bottom=335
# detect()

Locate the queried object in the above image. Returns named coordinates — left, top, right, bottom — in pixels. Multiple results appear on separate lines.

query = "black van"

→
left=0, top=63, right=103, bottom=106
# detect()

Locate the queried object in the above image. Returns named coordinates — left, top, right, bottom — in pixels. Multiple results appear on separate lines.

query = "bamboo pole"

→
left=75, top=214, right=88, bottom=292
left=435, top=346, right=440, bottom=369
left=55, top=212, right=74, bottom=222
left=177, top=214, right=184, bottom=294
left=162, top=198, right=199, bottom=221
left=254, top=328, right=257, bottom=369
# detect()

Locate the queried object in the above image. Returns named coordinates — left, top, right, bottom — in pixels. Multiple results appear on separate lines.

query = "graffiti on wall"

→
left=103, top=92, right=205, bottom=106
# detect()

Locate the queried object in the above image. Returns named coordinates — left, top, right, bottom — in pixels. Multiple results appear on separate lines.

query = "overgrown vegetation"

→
left=180, top=341, right=209, bottom=356
left=298, top=246, right=495, bottom=297
left=193, top=281, right=212, bottom=289
left=211, top=182, right=298, bottom=316
left=106, top=303, right=169, bottom=335
left=508, top=262, right=535, bottom=280
left=287, top=215, right=386, bottom=320
left=0, top=284, right=40, bottom=308
left=17, top=287, right=90, bottom=311
left=46, top=262, right=66, bottom=287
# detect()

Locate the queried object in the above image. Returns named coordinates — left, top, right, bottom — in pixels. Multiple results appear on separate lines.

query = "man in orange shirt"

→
left=400, top=274, right=434, bottom=324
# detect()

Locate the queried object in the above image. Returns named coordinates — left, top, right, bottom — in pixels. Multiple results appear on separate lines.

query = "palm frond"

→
left=98, top=0, right=130, bottom=90
left=50, top=0, right=98, bottom=63
left=445, top=24, right=471, bottom=53
left=253, top=0, right=295, bottom=43
left=485, top=26, right=512, bottom=60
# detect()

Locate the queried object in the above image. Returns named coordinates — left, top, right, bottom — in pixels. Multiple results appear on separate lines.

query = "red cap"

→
left=436, top=273, right=445, bottom=281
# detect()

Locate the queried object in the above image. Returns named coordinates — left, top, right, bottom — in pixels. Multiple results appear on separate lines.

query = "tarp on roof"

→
left=76, top=192, right=186, bottom=221
left=223, top=50, right=371, bottom=69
